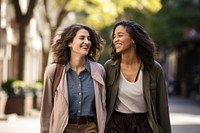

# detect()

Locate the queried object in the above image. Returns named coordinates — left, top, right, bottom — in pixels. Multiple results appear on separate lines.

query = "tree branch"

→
left=24, top=0, right=37, bottom=25
left=11, top=0, right=23, bottom=23
left=55, top=1, right=69, bottom=28
left=43, top=0, right=51, bottom=26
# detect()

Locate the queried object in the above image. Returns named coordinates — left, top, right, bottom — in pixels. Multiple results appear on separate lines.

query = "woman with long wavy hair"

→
left=40, top=23, right=106, bottom=133
left=104, top=20, right=171, bottom=133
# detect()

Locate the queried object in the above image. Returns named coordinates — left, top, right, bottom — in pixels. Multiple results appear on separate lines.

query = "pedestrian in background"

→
left=104, top=20, right=171, bottom=133
left=40, top=23, right=106, bottom=133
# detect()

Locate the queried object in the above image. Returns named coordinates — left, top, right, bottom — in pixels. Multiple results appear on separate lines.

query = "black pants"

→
left=108, top=111, right=153, bottom=133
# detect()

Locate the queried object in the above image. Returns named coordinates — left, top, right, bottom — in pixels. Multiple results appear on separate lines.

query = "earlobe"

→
left=68, top=43, right=72, bottom=47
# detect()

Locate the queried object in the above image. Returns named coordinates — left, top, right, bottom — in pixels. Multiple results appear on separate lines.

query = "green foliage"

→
left=1, top=79, right=15, bottom=91
left=28, top=81, right=43, bottom=90
left=1, top=80, right=43, bottom=96
left=148, top=0, right=200, bottom=48
left=12, top=80, right=26, bottom=89
left=1, top=80, right=27, bottom=96
left=54, top=0, right=162, bottom=29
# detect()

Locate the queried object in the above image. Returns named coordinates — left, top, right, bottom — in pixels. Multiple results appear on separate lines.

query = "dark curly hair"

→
left=110, top=20, right=156, bottom=70
left=51, top=23, right=105, bottom=64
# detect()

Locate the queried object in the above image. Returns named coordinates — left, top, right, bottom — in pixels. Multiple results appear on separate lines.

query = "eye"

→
left=118, top=34, right=123, bottom=37
left=79, top=37, right=84, bottom=40
left=87, top=37, right=91, bottom=41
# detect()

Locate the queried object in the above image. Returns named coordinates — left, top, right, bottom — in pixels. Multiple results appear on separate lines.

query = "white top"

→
left=114, top=70, right=147, bottom=113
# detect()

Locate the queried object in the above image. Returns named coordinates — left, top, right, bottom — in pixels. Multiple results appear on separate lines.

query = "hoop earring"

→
left=132, top=40, right=136, bottom=51
left=134, top=44, right=136, bottom=51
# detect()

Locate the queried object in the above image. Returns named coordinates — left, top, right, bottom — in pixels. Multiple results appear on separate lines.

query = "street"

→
left=169, top=97, right=200, bottom=133
left=0, top=96, right=200, bottom=133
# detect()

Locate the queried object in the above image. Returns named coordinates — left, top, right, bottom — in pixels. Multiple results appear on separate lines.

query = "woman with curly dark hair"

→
left=104, top=20, right=171, bottom=133
left=40, top=23, right=106, bottom=133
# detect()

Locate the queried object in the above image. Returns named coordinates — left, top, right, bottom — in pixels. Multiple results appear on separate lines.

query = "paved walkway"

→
left=0, top=110, right=40, bottom=133
left=0, top=96, right=200, bottom=133
left=169, top=96, right=200, bottom=133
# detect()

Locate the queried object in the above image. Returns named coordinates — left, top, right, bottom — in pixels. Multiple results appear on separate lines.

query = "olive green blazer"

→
left=104, top=59, right=171, bottom=133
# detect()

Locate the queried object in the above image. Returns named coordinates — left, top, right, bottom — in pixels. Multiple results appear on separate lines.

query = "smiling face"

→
left=68, top=28, right=91, bottom=57
left=113, top=25, right=134, bottom=54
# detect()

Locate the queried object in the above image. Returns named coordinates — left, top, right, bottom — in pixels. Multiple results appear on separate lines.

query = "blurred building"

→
left=0, top=0, right=77, bottom=87
left=166, top=29, right=200, bottom=102
left=0, top=0, right=43, bottom=85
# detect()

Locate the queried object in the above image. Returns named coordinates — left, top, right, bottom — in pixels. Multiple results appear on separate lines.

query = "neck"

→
left=69, top=56, right=86, bottom=75
left=121, top=51, right=140, bottom=66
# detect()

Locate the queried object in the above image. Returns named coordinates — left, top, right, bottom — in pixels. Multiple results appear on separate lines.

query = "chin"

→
left=82, top=52, right=89, bottom=56
left=116, top=50, right=121, bottom=54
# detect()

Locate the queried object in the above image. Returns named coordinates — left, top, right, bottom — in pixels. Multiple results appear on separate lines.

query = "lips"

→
left=115, top=44, right=121, bottom=49
left=80, top=45, right=90, bottom=52
left=80, top=45, right=89, bottom=49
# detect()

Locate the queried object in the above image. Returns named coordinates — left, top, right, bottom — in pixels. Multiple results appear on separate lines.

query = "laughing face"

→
left=113, top=25, right=134, bottom=54
left=69, top=28, right=91, bottom=57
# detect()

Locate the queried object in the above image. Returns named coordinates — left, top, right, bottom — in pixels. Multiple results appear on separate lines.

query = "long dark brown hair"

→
left=51, top=23, right=105, bottom=64
left=110, top=20, right=156, bottom=70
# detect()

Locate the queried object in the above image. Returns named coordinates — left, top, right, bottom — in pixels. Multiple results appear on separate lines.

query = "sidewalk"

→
left=169, top=96, right=200, bottom=133
left=0, top=96, right=200, bottom=133
left=0, top=109, right=40, bottom=133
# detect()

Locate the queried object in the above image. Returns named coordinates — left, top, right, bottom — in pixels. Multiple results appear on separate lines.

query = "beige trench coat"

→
left=40, top=61, right=106, bottom=133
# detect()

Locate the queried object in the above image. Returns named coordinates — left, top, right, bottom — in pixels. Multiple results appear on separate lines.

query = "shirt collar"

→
left=85, top=59, right=91, bottom=72
left=65, top=59, right=91, bottom=72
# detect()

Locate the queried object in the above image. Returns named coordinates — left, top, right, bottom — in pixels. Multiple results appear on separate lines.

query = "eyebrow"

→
left=78, top=34, right=90, bottom=37
left=114, top=32, right=126, bottom=35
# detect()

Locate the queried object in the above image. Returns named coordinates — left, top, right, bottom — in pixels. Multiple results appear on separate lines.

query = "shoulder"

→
left=89, top=61, right=104, bottom=70
left=89, top=61, right=106, bottom=82
left=153, top=60, right=164, bottom=72
left=104, top=59, right=117, bottom=71
left=148, top=60, right=165, bottom=77
left=44, top=63, right=57, bottom=79
left=104, top=59, right=113, bottom=67
left=89, top=61, right=105, bottom=73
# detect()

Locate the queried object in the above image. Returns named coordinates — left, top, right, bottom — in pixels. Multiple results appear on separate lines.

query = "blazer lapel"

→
left=110, top=60, right=120, bottom=110
left=143, top=69, right=151, bottom=106
left=143, top=69, right=158, bottom=132
left=58, top=69, right=69, bottom=104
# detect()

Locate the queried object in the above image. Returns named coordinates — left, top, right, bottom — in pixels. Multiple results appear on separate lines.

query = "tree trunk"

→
left=12, top=0, right=37, bottom=80
left=17, top=26, right=26, bottom=80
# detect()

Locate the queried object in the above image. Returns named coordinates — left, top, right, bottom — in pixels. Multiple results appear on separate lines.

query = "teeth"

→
left=115, top=44, right=120, bottom=48
left=80, top=45, right=88, bottom=49
left=80, top=45, right=88, bottom=48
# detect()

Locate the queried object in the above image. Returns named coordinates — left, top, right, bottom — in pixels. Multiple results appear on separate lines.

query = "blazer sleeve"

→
left=40, top=64, right=56, bottom=133
left=155, top=63, right=172, bottom=133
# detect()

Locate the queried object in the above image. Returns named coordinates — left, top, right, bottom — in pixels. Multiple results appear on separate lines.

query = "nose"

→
left=113, top=36, right=118, bottom=43
left=84, top=38, right=90, bottom=44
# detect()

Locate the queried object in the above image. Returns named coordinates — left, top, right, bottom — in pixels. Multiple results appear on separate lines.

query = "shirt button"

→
left=79, top=101, right=81, bottom=104
left=78, top=110, right=80, bottom=113
left=79, top=93, right=81, bottom=95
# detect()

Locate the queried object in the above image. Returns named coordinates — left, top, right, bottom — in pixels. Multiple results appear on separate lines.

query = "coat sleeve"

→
left=155, top=63, right=172, bottom=133
left=40, top=64, right=56, bottom=133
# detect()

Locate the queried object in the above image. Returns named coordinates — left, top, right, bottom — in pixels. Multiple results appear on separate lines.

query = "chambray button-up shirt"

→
left=66, top=60, right=95, bottom=119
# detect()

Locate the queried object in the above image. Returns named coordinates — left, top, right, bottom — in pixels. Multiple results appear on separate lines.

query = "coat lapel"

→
left=110, top=60, right=120, bottom=111
left=143, top=69, right=151, bottom=108
left=143, top=68, right=159, bottom=132
left=90, top=61, right=105, bottom=86
left=58, top=69, right=69, bottom=104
